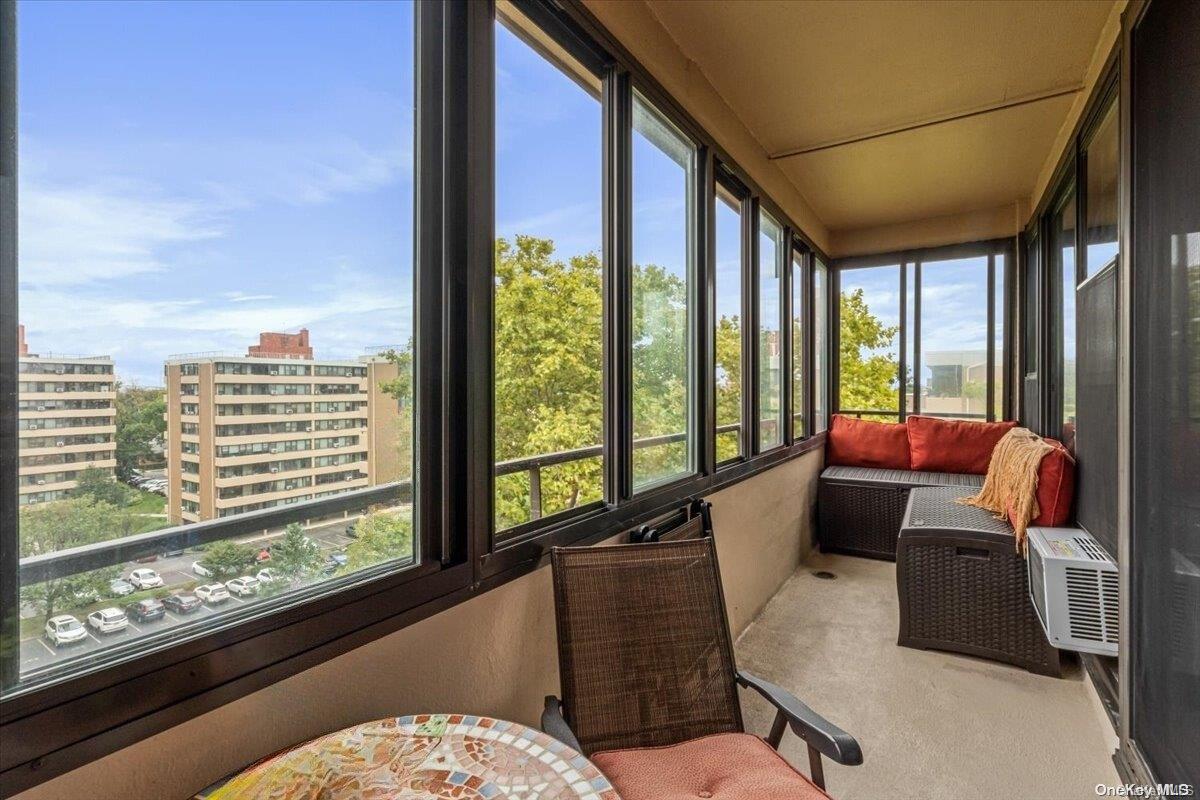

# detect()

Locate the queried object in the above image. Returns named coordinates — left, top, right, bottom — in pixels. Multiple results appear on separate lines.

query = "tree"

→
left=714, top=314, right=743, bottom=462
left=201, top=540, right=256, bottom=580
left=270, top=523, right=322, bottom=582
left=72, top=466, right=132, bottom=507
left=115, top=384, right=166, bottom=479
left=342, top=508, right=413, bottom=573
left=493, top=236, right=604, bottom=529
left=18, top=499, right=126, bottom=619
left=837, top=288, right=900, bottom=413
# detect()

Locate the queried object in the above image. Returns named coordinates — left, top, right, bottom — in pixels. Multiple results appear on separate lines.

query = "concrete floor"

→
left=734, top=552, right=1120, bottom=800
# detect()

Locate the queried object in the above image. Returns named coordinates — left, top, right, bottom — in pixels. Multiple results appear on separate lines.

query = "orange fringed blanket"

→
left=957, top=427, right=1054, bottom=554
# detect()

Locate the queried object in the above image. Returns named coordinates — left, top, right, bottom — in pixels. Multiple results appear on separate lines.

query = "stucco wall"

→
left=14, top=448, right=823, bottom=800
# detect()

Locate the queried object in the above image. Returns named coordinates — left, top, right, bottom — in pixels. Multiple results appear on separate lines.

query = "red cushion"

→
left=825, top=414, right=910, bottom=470
left=592, top=732, right=830, bottom=800
left=906, top=415, right=1018, bottom=475
left=1006, top=437, right=1075, bottom=528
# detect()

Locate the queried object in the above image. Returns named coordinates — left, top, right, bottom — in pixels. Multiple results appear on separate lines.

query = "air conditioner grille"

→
left=1074, top=536, right=1111, bottom=562
left=1065, top=566, right=1119, bottom=644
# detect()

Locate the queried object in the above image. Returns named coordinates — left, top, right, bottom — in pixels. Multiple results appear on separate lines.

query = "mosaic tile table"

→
left=197, top=714, right=620, bottom=800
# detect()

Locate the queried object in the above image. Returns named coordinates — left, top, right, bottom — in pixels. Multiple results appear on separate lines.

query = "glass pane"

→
left=1024, top=233, right=1040, bottom=375
left=919, top=256, right=989, bottom=420
left=905, top=263, right=916, bottom=414
left=757, top=212, right=783, bottom=450
left=632, top=93, right=695, bottom=490
left=838, top=265, right=900, bottom=418
left=714, top=184, right=743, bottom=462
left=1053, top=190, right=1078, bottom=449
left=791, top=248, right=805, bottom=439
left=994, top=254, right=1007, bottom=419
left=1084, top=99, right=1118, bottom=278
left=13, top=0, right=416, bottom=691
left=813, top=259, right=829, bottom=432
left=494, top=7, right=602, bottom=530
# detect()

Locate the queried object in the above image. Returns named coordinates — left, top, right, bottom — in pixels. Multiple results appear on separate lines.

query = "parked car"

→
left=44, top=615, right=87, bottom=647
left=128, top=568, right=163, bottom=589
left=163, top=547, right=185, bottom=558
left=87, top=607, right=129, bottom=634
left=108, top=578, right=135, bottom=597
left=163, top=593, right=202, bottom=614
left=125, top=598, right=166, bottom=622
left=191, top=561, right=214, bottom=577
left=195, top=583, right=230, bottom=605
left=322, top=553, right=348, bottom=575
left=225, top=576, right=260, bottom=597
left=134, top=553, right=158, bottom=564
left=256, top=568, right=276, bottom=584
left=345, top=522, right=358, bottom=539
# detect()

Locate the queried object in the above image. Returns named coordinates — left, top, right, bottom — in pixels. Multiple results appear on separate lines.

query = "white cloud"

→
left=18, top=180, right=224, bottom=285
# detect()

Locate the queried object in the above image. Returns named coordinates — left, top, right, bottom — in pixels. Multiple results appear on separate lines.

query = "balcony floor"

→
left=736, top=552, right=1120, bottom=799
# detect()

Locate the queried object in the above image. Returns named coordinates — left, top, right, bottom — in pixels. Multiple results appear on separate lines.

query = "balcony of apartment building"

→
left=1, top=1, right=1196, bottom=799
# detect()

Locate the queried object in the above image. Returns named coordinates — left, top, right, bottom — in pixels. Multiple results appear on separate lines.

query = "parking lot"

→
left=19, top=514, right=365, bottom=677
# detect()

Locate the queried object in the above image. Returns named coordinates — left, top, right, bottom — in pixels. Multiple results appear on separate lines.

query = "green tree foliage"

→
left=714, top=314, right=743, bottom=462
left=201, top=540, right=257, bottom=580
left=72, top=466, right=132, bottom=507
left=632, top=264, right=689, bottom=485
left=270, top=522, right=322, bottom=582
left=18, top=499, right=125, bottom=619
left=493, top=236, right=604, bottom=529
left=115, top=384, right=166, bottom=478
left=838, top=288, right=900, bottom=413
left=342, top=508, right=413, bottom=572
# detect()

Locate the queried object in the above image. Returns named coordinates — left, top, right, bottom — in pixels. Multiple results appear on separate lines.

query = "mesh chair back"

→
left=550, top=537, right=743, bottom=755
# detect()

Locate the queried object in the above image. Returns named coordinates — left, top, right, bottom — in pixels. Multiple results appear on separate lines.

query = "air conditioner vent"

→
left=1027, top=528, right=1118, bottom=656
left=1073, top=536, right=1111, bottom=562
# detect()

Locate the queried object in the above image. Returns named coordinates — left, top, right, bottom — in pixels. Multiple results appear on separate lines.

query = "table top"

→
left=201, top=713, right=619, bottom=800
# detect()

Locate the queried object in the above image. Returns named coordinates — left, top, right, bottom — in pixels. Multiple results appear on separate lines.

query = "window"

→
left=757, top=212, right=784, bottom=449
left=714, top=180, right=745, bottom=462
left=631, top=93, right=696, bottom=490
left=1083, top=98, right=1118, bottom=278
left=838, top=264, right=901, bottom=419
left=791, top=246, right=805, bottom=439
left=1051, top=188, right=1078, bottom=449
left=10, top=0, right=417, bottom=695
left=993, top=255, right=1007, bottom=419
left=493, top=6, right=603, bottom=531
left=919, top=256, right=990, bottom=420
left=813, top=258, right=829, bottom=432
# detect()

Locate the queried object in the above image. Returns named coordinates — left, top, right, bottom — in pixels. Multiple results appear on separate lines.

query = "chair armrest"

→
left=541, top=695, right=584, bottom=753
left=736, top=670, right=863, bottom=766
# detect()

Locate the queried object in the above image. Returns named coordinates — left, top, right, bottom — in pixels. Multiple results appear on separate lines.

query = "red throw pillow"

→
left=825, top=414, right=911, bottom=470
left=906, top=415, right=1018, bottom=475
left=1007, top=438, right=1075, bottom=528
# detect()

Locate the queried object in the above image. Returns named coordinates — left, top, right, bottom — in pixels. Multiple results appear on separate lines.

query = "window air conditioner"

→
left=55, top=441, right=65, bottom=447
left=36, top=405, right=46, bottom=412
left=285, top=409, right=294, bottom=415
left=55, top=387, right=64, bottom=393
left=270, top=369, right=279, bottom=376
left=55, top=368, right=65, bottom=375
left=332, top=442, right=340, bottom=448
left=1027, top=527, right=1118, bottom=656
left=270, top=467, right=279, bottom=473
left=305, top=425, right=313, bottom=432
left=36, top=479, right=45, bottom=485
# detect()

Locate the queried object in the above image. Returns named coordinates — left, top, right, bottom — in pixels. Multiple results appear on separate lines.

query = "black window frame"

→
left=0, top=0, right=834, bottom=794
left=710, top=164, right=752, bottom=468
left=832, top=237, right=1014, bottom=423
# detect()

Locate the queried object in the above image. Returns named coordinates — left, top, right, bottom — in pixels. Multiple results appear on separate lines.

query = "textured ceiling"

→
left=645, top=0, right=1116, bottom=232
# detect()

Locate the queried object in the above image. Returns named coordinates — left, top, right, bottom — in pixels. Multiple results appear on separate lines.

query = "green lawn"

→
left=125, top=488, right=170, bottom=533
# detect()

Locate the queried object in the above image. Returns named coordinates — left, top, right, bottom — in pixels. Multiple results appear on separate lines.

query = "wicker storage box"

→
left=896, top=486, right=1062, bottom=677
left=817, top=466, right=982, bottom=560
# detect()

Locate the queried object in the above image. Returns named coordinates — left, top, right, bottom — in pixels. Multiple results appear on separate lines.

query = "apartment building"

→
left=164, top=330, right=404, bottom=524
left=17, top=325, right=118, bottom=505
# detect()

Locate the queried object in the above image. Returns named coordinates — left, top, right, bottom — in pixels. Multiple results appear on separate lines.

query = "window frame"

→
left=0, top=0, right=834, bottom=793
left=832, top=237, right=1014, bottom=423
left=710, top=165, right=752, bottom=468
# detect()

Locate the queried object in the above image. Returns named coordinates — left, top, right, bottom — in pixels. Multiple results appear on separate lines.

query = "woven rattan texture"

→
left=897, top=488, right=1061, bottom=676
left=551, top=539, right=742, bottom=755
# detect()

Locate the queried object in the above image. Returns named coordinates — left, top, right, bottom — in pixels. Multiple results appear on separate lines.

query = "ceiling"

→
left=644, top=0, right=1117, bottom=233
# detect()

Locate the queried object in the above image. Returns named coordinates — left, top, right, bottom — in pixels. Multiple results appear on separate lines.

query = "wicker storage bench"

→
left=896, top=486, right=1062, bottom=677
left=817, top=466, right=983, bottom=560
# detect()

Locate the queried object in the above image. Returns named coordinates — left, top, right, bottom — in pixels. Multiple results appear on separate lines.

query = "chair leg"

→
left=766, top=709, right=787, bottom=749
left=807, top=744, right=826, bottom=791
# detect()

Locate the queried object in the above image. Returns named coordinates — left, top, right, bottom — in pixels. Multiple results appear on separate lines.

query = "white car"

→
left=128, top=568, right=164, bottom=589
left=87, top=607, right=129, bottom=634
left=109, top=578, right=135, bottom=597
left=225, top=576, right=260, bottom=597
left=195, top=583, right=230, bottom=604
left=255, top=568, right=276, bottom=584
left=44, top=615, right=88, bottom=647
left=191, top=561, right=213, bottom=578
